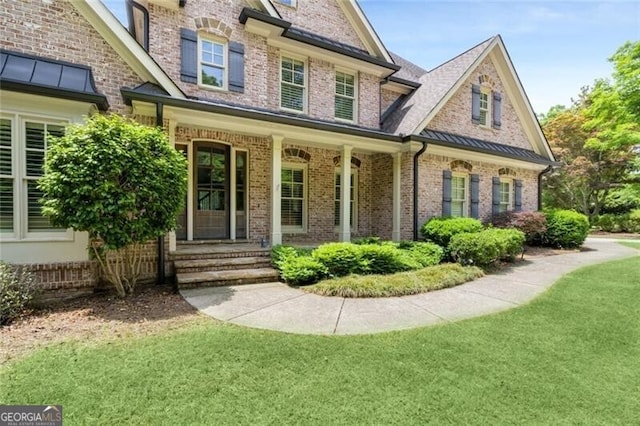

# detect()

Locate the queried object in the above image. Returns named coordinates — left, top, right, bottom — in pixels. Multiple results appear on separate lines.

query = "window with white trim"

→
left=199, top=35, right=227, bottom=89
left=0, top=114, right=67, bottom=239
left=276, top=0, right=296, bottom=6
left=280, top=56, right=306, bottom=112
left=479, top=87, right=490, bottom=126
left=499, top=178, right=513, bottom=212
left=451, top=173, right=468, bottom=217
left=335, top=71, right=356, bottom=122
left=281, top=164, right=306, bottom=231
left=334, top=170, right=357, bottom=228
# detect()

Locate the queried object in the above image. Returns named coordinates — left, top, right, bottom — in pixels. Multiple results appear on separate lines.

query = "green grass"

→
left=304, top=263, right=484, bottom=297
left=620, top=240, right=640, bottom=250
left=2, top=257, right=640, bottom=425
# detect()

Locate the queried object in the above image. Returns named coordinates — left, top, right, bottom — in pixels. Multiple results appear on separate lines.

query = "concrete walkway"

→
left=181, top=238, right=638, bottom=335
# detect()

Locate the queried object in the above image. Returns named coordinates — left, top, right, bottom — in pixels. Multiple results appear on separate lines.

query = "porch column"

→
left=339, top=145, right=352, bottom=242
left=230, top=147, right=237, bottom=241
left=392, top=152, right=402, bottom=241
left=168, top=120, right=178, bottom=252
left=271, top=135, right=283, bottom=246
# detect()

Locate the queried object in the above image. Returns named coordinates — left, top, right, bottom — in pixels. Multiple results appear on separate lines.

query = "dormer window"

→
left=199, top=36, right=227, bottom=90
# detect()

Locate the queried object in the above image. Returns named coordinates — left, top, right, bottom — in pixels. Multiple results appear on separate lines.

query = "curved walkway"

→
left=181, top=238, right=638, bottom=335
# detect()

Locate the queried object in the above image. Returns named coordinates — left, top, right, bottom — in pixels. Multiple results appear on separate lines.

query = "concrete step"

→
left=177, top=268, right=280, bottom=289
left=174, top=256, right=273, bottom=273
left=170, top=248, right=271, bottom=261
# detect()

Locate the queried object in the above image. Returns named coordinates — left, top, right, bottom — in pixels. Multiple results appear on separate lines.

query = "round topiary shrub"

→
left=544, top=210, right=590, bottom=248
left=421, top=217, right=483, bottom=247
left=312, top=242, right=362, bottom=277
left=449, top=228, right=525, bottom=267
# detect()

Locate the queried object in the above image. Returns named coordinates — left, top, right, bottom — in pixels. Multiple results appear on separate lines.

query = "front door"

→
left=195, top=142, right=229, bottom=239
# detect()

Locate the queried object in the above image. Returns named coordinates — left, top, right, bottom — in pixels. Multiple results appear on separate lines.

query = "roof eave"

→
left=1, top=80, right=109, bottom=111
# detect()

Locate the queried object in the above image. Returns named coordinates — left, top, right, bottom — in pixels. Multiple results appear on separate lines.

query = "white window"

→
left=499, top=179, right=514, bottom=212
left=281, top=164, right=306, bottom=232
left=451, top=173, right=468, bottom=217
left=280, top=56, right=306, bottom=112
left=335, top=71, right=356, bottom=122
left=334, top=170, right=357, bottom=229
left=276, top=0, right=296, bottom=7
left=0, top=114, right=68, bottom=240
left=479, top=87, right=491, bottom=126
left=199, top=35, right=227, bottom=89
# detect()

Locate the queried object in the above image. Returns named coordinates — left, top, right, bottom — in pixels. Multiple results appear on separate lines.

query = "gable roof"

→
left=383, top=37, right=494, bottom=135
left=0, top=49, right=109, bottom=110
left=71, top=0, right=185, bottom=99
left=384, top=35, right=554, bottom=160
left=389, top=52, right=428, bottom=83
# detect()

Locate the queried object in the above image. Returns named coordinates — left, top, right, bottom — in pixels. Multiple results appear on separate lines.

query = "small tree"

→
left=39, top=114, right=188, bottom=297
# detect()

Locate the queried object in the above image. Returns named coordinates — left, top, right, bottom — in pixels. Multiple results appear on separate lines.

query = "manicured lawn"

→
left=620, top=240, right=640, bottom=250
left=304, top=263, right=484, bottom=297
left=2, top=257, right=639, bottom=424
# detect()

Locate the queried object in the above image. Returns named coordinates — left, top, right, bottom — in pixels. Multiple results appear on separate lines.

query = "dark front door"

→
left=195, top=142, right=230, bottom=239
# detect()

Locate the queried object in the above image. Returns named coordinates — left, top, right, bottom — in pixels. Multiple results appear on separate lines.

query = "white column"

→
left=230, top=147, right=237, bottom=241
left=392, top=152, right=402, bottom=241
left=271, top=135, right=283, bottom=246
left=168, top=120, right=178, bottom=251
left=339, top=145, right=352, bottom=242
left=186, top=139, right=194, bottom=241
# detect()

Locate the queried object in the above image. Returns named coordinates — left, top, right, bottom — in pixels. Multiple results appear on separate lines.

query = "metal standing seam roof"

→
left=0, top=49, right=109, bottom=110
left=420, top=128, right=554, bottom=164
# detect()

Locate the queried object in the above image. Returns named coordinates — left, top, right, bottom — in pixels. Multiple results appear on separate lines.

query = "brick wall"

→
left=2, top=0, right=141, bottom=113
left=381, top=89, right=402, bottom=119
left=146, top=1, right=382, bottom=127
left=428, top=58, right=531, bottom=150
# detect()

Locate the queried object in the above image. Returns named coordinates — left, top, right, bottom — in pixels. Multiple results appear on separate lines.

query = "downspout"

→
left=156, top=102, right=166, bottom=286
left=413, top=140, right=428, bottom=240
left=537, top=165, right=552, bottom=211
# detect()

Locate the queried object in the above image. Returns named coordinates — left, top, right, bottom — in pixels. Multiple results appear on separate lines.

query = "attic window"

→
left=126, top=1, right=149, bottom=51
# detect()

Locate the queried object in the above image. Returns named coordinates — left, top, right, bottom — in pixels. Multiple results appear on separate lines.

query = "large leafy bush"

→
left=399, top=241, right=445, bottom=267
left=421, top=217, right=483, bottom=247
left=544, top=210, right=590, bottom=248
left=1, top=262, right=37, bottom=326
left=449, top=228, right=525, bottom=267
left=311, top=243, right=363, bottom=277
left=279, top=256, right=328, bottom=286
left=39, top=114, right=188, bottom=297
left=594, top=210, right=640, bottom=233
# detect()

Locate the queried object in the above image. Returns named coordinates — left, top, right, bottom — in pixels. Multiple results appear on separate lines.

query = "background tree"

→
left=542, top=41, right=640, bottom=220
left=39, top=114, right=188, bottom=297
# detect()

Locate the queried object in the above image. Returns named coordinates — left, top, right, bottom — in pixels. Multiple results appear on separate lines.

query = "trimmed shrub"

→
left=402, top=242, right=444, bottom=267
left=279, top=256, right=328, bottom=286
left=449, top=228, right=525, bottom=267
left=544, top=210, right=590, bottom=248
left=421, top=217, right=483, bottom=247
left=353, top=236, right=382, bottom=245
left=271, top=245, right=300, bottom=268
left=489, top=211, right=547, bottom=246
left=357, top=244, right=419, bottom=275
left=594, top=210, right=640, bottom=233
left=312, top=243, right=363, bottom=277
left=1, top=262, right=37, bottom=326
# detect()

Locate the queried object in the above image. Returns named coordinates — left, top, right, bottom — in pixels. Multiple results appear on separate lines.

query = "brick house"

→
left=0, top=0, right=555, bottom=296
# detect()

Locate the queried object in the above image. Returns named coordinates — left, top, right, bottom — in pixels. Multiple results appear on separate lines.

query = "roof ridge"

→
left=426, top=35, right=497, bottom=74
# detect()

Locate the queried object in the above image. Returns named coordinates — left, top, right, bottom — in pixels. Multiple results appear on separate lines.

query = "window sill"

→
left=197, top=84, right=228, bottom=92
left=279, top=107, right=307, bottom=115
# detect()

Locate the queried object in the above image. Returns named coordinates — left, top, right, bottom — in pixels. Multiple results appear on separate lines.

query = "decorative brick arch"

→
left=478, top=74, right=495, bottom=89
left=282, top=147, right=311, bottom=162
left=498, top=167, right=517, bottom=177
left=194, top=17, right=233, bottom=39
left=450, top=160, right=473, bottom=172
left=332, top=156, right=361, bottom=168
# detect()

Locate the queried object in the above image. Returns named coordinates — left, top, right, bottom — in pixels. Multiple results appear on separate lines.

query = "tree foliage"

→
left=39, top=114, right=188, bottom=296
left=542, top=41, right=640, bottom=219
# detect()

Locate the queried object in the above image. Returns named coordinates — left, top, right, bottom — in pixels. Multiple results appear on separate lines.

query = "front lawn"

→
left=2, top=257, right=639, bottom=424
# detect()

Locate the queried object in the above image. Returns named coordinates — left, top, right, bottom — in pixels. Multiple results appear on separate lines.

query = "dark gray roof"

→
left=389, top=52, right=427, bottom=83
left=0, top=49, right=108, bottom=110
left=419, top=129, right=554, bottom=164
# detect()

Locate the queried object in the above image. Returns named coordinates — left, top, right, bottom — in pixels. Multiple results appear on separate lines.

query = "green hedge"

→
left=594, top=210, right=640, bottom=233
left=421, top=217, right=483, bottom=247
left=279, top=256, right=328, bottom=286
left=1, top=262, right=37, bottom=326
left=449, top=228, right=525, bottom=267
left=311, top=243, right=363, bottom=277
left=401, top=241, right=445, bottom=267
left=544, top=210, right=590, bottom=248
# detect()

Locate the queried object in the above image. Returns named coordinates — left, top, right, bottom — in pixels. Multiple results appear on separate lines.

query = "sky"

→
left=103, top=0, right=639, bottom=115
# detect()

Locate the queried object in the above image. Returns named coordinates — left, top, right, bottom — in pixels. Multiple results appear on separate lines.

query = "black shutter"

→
left=514, top=179, right=523, bottom=211
left=442, top=170, right=452, bottom=217
left=228, top=41, right=245, bottom=93
left=472, top=84, right=481, bottom=124
left=492, top=176, right=501, bottom=215
left=470, top=174, right=480, bottom=219
left=180, top=28, right=197, bottom=84
left=492, top=92, right=502, bottom=129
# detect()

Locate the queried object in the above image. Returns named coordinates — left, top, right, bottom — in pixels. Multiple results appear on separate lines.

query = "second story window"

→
left=199, top=36, right=226, bottom=89
left=280, top=56, right=306, bottom=113
left=479, top=89, right=490, bottom=126
left=335, top=71, right=356, bottom=122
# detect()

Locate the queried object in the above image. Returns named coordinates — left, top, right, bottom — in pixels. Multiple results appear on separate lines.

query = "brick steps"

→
left=172, top=244, right=279, bottom=289
left=176, top=268, right=280, bottom=288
